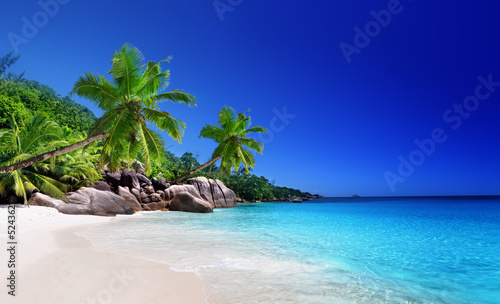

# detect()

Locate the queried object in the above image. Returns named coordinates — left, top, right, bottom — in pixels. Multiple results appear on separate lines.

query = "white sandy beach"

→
left=0, top=206, right=206, bottom=304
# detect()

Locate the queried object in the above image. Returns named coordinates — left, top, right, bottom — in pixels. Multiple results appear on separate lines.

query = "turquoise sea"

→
left=80, top=197, right=500, bottom=304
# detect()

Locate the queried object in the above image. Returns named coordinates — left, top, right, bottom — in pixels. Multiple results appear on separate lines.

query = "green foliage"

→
left=148, top=151, right=303, bottom=201
left=199, top=169, right=303, bottom=201
left=200, top=106, right=267, bottom=175
left=0, top=51, right=24, bottom=80
left=0, top=115, right=69, bottom=202
left=0, top=52, right=96, bottom=131
left=0, top=51, right=305, bottom=203
left=0, top=79, right=97, bottom=131
left=0, top=114, right=102, bottom=202
left=71, top=43, right=196, bottom=174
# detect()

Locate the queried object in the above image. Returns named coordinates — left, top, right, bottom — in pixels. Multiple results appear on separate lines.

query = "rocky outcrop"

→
left=28, top=188, right=135, bottom=216
left=120, top=169, right=140, bottom=190
left=187, top=177, right=238, bottom=208
left=93, top=181, right=111, bottom=192
left=29, top=165, right=240, bottom=215
left=169, top=192, right=213, bottom=213
left=146, top=201, right=168, bottom=211
left=28, top=193, right=90, bottom=215
left=215, top=179, right=237, bottom=207
left=152, top=178, right=169, bottom=191
left=66, top=187, right=135, bottom=216
left=137, top=174, right=152, bottom=186
left=167, top=184, right=203, bottom=200
left=130, top=188, right=142, bottom=203
left=106, top=173, right=121, bottom=187
left=117, top=186, right=142, bottom=212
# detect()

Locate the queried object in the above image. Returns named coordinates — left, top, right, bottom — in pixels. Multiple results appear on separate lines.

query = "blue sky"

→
left=1, top=0, right=499, bottom=196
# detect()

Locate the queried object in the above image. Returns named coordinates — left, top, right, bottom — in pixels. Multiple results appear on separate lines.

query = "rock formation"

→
left=29, top=188, right=135, bottom=216
left=28, top=169, right=238, bottom=215
left=187, top=177, right=237, bottom=208
left=170, top=192, right=213, bottom=213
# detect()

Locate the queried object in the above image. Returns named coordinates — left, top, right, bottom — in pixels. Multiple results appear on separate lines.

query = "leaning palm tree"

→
left=173, top=106, right=267, bottom=183
left=0, top=115, right=68, bottom=202
left=0, top=43, right=196, bottom=174
left=36, top=128, right=102, bottom=189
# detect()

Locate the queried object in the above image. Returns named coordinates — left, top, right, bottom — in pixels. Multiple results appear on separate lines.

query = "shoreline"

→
left=0, top=206, right=206, bottom=304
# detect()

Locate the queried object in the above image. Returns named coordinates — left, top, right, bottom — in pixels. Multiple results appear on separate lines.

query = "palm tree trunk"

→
left=173, top=155, right=222, bottom=184
left=0, top=133, right=108, bottom=174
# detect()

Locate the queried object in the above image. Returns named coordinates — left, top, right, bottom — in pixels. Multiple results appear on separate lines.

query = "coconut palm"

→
left=0, top=43, right=196, bottom=174
left=173, top=106, right=267, bottom=183
left=0, top=115, right=68, bottom=202
left=36, top=128, right=102, bottom=189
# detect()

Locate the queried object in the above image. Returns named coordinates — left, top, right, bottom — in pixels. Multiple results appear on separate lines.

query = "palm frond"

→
left=218, top=106, right=237, bottom=132
left=109, top=43, right=144, bottom=97
left=233, top=112, right=251, bottom=134
left=103, top=107, right=136, bottom=150
left=136, top=57, right=172, bottom=99
left=199, top=124, right=226, bottom=142
left=244, top=126, right=268, bottom=135
left=23, top=171, right=67, bottom=200
left=70, top=72, right=122, bottom=110
left=239, top=138, right=264, bottom=154
left=142, top=108, right=185, bottom=142
left=138, top=122, right=164, bottom=174
left=147, top=90, right=197, bottom=107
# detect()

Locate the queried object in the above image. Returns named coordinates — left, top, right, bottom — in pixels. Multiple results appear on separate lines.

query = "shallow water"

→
left=80, top=197, right=500, bottom=304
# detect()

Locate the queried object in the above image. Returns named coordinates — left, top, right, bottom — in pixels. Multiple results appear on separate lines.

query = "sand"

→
left=0, top=206, right=206, bottom=304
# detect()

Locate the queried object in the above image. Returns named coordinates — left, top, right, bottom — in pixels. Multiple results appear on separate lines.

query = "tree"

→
left=0, top=115, right=68, bottom=202
left=36, top=127, right=102, bottom=190
left=0, top=51, right=24, bottom=81
left=0, top=43, right=196, bottom=174
left=173, top=106, right=267, bottom=183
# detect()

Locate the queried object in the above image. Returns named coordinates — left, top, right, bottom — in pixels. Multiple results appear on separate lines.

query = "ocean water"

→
left=79, top=197, right=500, bottom=304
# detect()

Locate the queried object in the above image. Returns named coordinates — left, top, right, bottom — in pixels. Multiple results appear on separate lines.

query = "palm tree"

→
left=36, top=128, right=102, bottom=190
left=0, top=43, right=196, bottom=174
left=173, top=106, right=267, bottom=183
left=0, top=115, right=68, bottom=202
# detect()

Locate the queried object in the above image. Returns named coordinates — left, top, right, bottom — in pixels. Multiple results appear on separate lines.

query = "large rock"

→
left=130, top=188, right=142, bottom=204
left=187, top=176, right=212, bottom=202
left=150, top=193, right=161, bottom=202
left=137, top=174, right=152, bottom=186
left=144, top=185, right=155, bottom=195
left=28, top=193, right=90, bottom=215
left=92, top=181, right=111, bottom=192
left=117, top=186, right=142, bottom=212
left=152, top=178, right=170, bottom=191
left=169, top=192, right=213, bottom=213
left=106, top=173, right=121, bottom=187
left=120, top=169, right=140, bottom=190
left=167, top=184, right=202, bottom=200
left=66, top=187, right=135, bottom=216
left=187, top=177, right=237, bottom=208
left=215, top=179, right=237, bottom=207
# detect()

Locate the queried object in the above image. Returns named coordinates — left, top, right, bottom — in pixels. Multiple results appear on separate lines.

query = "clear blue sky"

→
left=1, top=0, right=499, bottom=196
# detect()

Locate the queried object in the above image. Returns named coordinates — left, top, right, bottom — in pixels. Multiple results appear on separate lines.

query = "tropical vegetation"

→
left=0, top=48, right=308, bottom=203
left=173, top=106, right=267, bottom=183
